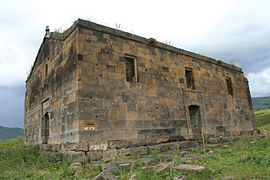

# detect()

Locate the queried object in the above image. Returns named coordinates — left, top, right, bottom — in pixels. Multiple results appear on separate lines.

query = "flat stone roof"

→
left=73, top=19, right=242, bottom=73
left=27, top=18, right=243, bottom=82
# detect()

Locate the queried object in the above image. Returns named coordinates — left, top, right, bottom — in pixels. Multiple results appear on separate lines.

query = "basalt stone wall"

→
left=75, top=19, right=255, bottom=144
left=25, top=28, right=80, bottom=144
left=25, top=19, right=256, bottom=146
left=38, top=133, right=262, bottom=165
left=39, top=140, right=201, bottom=164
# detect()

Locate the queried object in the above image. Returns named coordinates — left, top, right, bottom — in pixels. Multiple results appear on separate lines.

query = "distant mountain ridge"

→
left=252, top=96, right=270, bottom=111
left=0, top=126, right=24, bottom=140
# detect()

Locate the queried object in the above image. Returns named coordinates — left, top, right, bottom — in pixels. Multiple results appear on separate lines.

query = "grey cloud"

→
left=179, top=0, right=270, bottom=74
left=182, top=14, right=270, bottom=74
left=194, top=46, right=270, bottom=73
left=0, top=87, right=24, bottom=128
left=248, top=68, right=270, bottom=97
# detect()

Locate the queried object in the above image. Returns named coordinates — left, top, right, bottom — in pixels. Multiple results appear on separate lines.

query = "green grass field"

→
left=1, top=109, right=270, bottom=179
left=0, top=138, right=100, bottom=179
left=255, top=109, right=270, bottom=137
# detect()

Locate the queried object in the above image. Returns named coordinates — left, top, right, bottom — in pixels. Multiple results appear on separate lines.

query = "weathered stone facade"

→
left=25, top=19, right=256, bottom=147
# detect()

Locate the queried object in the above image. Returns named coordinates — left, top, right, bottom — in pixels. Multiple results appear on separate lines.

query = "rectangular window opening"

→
left=45, top=64, right=48, bottom=77
left=226, top=78, right=233, bottom=95
left=125, top=56, right=137, bottom=82
left=185, top=68, right=195, bottom=89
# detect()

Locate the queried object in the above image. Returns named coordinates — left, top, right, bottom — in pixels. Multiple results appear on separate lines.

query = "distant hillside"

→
left=252, top=96, right=270, bottom=111
left=0, top=126, right=23, bottom=140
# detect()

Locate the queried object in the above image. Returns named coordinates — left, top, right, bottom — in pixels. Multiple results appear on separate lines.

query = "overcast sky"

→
left=1, top=0, right=270, bottom=127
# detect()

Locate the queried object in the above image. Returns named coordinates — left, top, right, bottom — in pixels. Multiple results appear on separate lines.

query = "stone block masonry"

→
left=38, top=132, right=263, bottom=167
left=39, top=139, right=200, bottom=164
left=25, top=18, right=257, bottom=150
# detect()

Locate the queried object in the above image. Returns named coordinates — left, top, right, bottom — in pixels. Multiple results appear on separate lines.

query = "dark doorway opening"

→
left=42, top=112, right=49, bottom=144
left=189, top=105, right=201, bottom=139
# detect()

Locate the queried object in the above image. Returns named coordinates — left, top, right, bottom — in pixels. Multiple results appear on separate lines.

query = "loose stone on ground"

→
left=93, top=171, right=117, bottom=180
left=173, top=175, right=187, bottom=180
left=175, top=164, right=206, bottom=173
left=153, top=163, right=171, bottom=173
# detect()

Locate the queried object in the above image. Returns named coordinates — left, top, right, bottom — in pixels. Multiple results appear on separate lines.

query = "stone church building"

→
left=25, top=19, right=256, bottom=146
